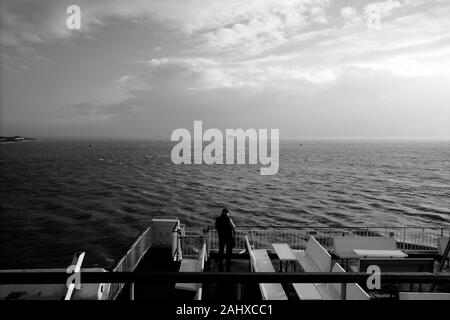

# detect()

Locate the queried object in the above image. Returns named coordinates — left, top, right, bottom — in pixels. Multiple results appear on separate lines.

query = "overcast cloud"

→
left=1, top=0, right=449, bottom=138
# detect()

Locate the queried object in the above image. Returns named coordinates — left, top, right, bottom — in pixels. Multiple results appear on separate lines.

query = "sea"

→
left=0, top=139, right=449, bottom=269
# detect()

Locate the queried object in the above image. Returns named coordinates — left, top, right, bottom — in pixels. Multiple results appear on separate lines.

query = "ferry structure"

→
left=1, top=217, right=449, bottom=300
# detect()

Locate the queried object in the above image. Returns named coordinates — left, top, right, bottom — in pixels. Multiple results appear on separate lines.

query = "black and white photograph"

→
left=0, top=0, right=449, bottom=313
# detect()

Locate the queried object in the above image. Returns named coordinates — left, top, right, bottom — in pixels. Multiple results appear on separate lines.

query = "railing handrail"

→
left=110, top=225, right=153, bottom=272
left=204, top=225, right=448, bottom=230
left=200, top=226, right=448, bottom=253
left=1, top=271, right=449, bottom=285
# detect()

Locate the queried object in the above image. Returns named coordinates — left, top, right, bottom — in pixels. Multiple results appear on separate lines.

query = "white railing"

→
left=180, top=231, right=206, bottom=258
left=106, top=225, right=153, bottom=300
left=206, top=226, right=449, bottom=253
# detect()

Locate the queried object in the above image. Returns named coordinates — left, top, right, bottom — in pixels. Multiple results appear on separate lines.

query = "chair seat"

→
left=253, top=249, right=276, bottom=272
left=292, top=250, right=319, bottom=272
left=333, top=251, right=359, bottom=259
left=175, top=259, right=199, bottom=291
left=259, top=283, right=288, bottom=300
left=292, top=283, right=323, bottom=300
left=314, top=283, right=340, bottom=300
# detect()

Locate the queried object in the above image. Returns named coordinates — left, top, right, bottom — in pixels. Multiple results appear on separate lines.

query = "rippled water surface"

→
left=1, top=139, right=449, bottom=268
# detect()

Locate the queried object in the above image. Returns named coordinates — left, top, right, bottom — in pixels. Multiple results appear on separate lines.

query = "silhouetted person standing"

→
left=215, top=208, right=236, bottom=265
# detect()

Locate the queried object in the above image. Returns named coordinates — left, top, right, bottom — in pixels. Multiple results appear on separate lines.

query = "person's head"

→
left=221, top=208, right=229, bottom=216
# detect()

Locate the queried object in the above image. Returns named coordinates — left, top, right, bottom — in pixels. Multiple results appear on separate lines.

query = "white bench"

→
left=399, top=292, right=450, bottom=300
left=314, top=263, right=370, bottom=300
left=175, top=243, right=206, bottom=300
left=333, top=236, right=397, bottom=259
left=290, top=236, right=332, bottom=300
left=292, top=283, right=323, bottom=300
left=292, top=236, right=332, bottom=272
left=245, top=236, right=288, bottom=300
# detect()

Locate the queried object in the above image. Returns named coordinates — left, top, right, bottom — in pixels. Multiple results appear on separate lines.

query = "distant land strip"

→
left=0, top=136, right=37, bottom=143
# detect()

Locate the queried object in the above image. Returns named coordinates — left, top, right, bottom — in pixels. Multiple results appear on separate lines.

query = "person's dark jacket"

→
left=215, top=214, right=235, bottom=245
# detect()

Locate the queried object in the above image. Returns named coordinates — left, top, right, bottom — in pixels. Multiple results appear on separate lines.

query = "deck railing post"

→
left=203, top=227, right=211, bottom=259
left=422, top=228, right=425, bottom=247
left=328, top=226, right=332, bottom=249
left=130, top=283, right=134, bottom=300
left=237, top=283, right=242, bottom=301
left=403, top=227, right=406, bottom=250
left=340, top=283, right=346, bottom=300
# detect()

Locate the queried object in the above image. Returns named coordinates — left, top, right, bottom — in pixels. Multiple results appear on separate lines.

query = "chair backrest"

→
left=194, top=287, right=203, bottom=300
left=192, top=244, right=207, bottom=291
left=330, top=263, right=370, bottom=300
left=306, top=236, right=332, bottom=272
left=245, top=235, right=253, bottom=253
left=245, top=235, right=256, bottom=271
left=259, top=283, right=288, bottom=300
left=197, top=243, right=207, bottom=272
left=333, top=236, right=396, bottom=252
left=245, top=241, right=287, bottom=300
left=437, top=237, right=450, bottom=257
left=358, top=258, right=434, bottom=273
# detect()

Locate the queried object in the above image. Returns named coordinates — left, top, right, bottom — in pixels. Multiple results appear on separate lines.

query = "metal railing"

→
left=2, top=271, right=450, bottom=285
left=206, top=226, right=448, bottom=253
left=106, top=225, right=153, bottom=300
left=179, top=231, right=206, bottom=258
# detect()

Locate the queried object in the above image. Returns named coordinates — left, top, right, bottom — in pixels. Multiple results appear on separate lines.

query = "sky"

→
left=1, top=0, right=449, bottom=139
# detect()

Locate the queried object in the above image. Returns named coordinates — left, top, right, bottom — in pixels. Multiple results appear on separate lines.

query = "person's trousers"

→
left=218, top=237, right=233, bottom=262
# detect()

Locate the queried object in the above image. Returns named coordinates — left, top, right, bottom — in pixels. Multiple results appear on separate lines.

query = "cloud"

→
left=67, top=101, right=144, bottom=120
left=340, top=7, right=358, bottom=21
left=120, top=56, right=338, bottom=92
left=197, top=1, right=333, bottom=55
left=364, top=0, right=402, bottom=17
left=115, top=75, right=152, bottom=91
left=140, top=58, right=241, bottom=89
left=1, top=0, right=332, bottom=57
left=363, top=0, right=402, bottom=29
left=3, top=0, right=450, bottom=97
left=125, top=58, right=255, bottom=90
left=348, top=49, right=450, bottom=77
left=1, top=1, right=101, bottom=48
left=111, top=0, right=450, bottom=92
left=309, top=7, right=328, bottom=24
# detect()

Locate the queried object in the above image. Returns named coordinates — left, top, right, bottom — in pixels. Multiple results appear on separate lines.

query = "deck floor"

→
left=202, top=255, right=260, bottom=301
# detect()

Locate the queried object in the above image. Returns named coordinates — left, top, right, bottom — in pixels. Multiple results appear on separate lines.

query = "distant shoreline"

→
left=0, top=136, right=37, bottom=144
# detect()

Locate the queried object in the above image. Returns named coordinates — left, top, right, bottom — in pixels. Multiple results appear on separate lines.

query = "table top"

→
left=352, top=249, right=408, bottom=258
left=292, top=283, right=323, bottom=300
left=271, top=243, right=297, bottom=261
left=333, top=251, right=360, bottom=259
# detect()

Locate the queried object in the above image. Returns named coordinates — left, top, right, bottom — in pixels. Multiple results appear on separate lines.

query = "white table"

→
left=352, top=249, right=408, bottom=258
left=272, top=243, right=297, bottom=272
left=293, top=283, right=323, bottom=300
